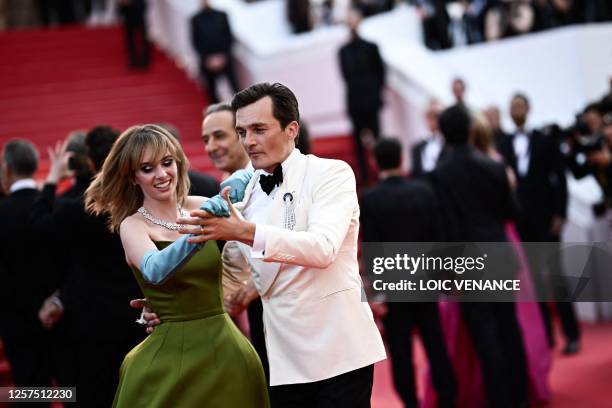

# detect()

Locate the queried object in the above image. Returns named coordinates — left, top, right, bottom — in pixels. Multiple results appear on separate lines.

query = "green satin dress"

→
left=113, top=241, right=269, bottom=408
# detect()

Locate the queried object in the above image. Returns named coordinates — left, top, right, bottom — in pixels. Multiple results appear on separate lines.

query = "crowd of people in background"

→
left=3, top=1, right=611, bottom=52
left=286, top=0, right=611, bottom=49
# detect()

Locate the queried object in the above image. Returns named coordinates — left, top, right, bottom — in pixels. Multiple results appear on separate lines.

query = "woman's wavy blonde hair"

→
left=471, top=111, right=495, bottom=156
left=85, top=124, right=191, bottom=232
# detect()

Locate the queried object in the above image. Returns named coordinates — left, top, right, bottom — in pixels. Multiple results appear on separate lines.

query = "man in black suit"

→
left=431, top=105, right=528, bottom=408
left=498, top=93, right=580, bottom=354
left=410, top=0, right=452, bottom=50
left=411, top=100, right=445, bottom=178
left=339, top=8, right=386, bottom=183
left=191, top=0, right=239, bottom=103
left=287, top=0, right=312, bottom=33
left=33, top=127, right=145, bottom=407
left=118, top=0, right=151, bottom=68
left=362, top=138, right=456, bottom=408
left=0, top=140, right=54, bottom=400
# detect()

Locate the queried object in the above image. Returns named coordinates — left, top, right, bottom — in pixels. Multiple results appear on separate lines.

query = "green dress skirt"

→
left=113, top=241, right=269, bottom=408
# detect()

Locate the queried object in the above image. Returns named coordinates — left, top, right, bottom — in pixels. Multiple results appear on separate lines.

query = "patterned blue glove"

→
left=200, top=168, right=253, bottom=217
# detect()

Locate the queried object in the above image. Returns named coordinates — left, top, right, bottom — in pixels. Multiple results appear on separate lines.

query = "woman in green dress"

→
left=85, top=124, right=269, bottom=408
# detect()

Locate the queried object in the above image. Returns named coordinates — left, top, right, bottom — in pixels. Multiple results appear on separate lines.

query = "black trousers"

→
left=200, top=57, right=239, bottom=103
left=247, top=297, right=269, bottom=383
left=51, top=317, right=144, bottom=408
left=382, top=302, right=456, bottom=408
left=2, top=334, right=53, bottom=408
left=269, top=364, right=374, bottom=408
left=517, top=221, right=581, bottom=346
left=348, top=108, right=380, bottom=183
left=460, top=302, right=528, bottom=408
left=120, top=6, right=150, bottom=68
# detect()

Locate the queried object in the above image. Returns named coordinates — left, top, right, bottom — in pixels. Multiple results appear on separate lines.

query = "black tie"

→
left=259, top=165, right=283, bottom=195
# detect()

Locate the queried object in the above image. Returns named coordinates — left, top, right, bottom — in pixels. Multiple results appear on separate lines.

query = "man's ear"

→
left=286, top=121, right=299, bottom=141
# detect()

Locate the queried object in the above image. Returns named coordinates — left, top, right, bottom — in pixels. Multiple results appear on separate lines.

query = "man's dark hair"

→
left=2, top=139, right=39, bottom=177
left=296, top=120, right=311, bottom=154
left=66, top=131, right=91, bottom=178
left=512, top=92, right=530, bottom=108
left=374, top=138, right=402, bottom=170
left=85, top=126, right=119, bottom=171
left=583, top=102, right=602, bottom=115
left=231, top=83, right=300, bottom=129
left=205, top=102, right=234, bottom=118
left=439, top=104, right=472, bottom=145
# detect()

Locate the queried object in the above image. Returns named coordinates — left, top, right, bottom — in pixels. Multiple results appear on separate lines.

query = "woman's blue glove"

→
left=200, top=168, right=253, bottom=217
left=140, top=235, right=203, bottom=285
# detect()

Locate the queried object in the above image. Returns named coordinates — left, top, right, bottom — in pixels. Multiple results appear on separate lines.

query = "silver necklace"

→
left=137, top=206, right=189, bottom=231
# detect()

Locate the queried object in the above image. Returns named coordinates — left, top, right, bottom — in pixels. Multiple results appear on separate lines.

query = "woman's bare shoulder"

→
left=120, top=212, right=147, bottom=235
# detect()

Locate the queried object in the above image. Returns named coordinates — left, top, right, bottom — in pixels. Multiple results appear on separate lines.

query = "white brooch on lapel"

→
left=283, top=191, right=297, bottom=230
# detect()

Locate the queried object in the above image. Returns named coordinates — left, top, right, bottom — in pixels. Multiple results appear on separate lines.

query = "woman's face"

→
left=133, top=147, right=178, bottom=203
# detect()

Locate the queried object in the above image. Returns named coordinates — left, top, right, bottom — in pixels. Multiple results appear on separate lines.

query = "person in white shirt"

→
left=411, top=99, right=445, bottom=177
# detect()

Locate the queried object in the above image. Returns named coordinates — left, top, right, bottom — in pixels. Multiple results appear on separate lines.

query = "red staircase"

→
left=0, top=25, right=356, bottom=181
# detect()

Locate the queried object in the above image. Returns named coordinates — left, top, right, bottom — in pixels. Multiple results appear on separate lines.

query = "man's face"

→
left=582, top=110, right=603, bottom=134
left=0, top=160, right=7, bottom=192
left=235, top=96, right=297, bottom=173
left=202, top=110, right=247, bottom=173
left=510, top=97, right=529, bottom=128
left=425, top=103, right=442, bottom=133
left=452, top=80, right=465, bottom=102
left=484, top=106, right=501, bottom=129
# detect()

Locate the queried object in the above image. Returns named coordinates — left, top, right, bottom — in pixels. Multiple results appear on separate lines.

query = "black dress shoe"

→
left=562, top=339, right=580, bottom=355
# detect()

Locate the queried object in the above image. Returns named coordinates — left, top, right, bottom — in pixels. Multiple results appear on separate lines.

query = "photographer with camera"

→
left=565, top=103, right=611, bottom=217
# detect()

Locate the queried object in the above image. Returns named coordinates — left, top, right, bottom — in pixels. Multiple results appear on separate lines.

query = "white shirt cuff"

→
left=251, top=224, right=267, bottom=259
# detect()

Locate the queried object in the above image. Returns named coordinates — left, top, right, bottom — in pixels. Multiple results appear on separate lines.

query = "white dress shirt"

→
left=242, top=149, right=299, bottom=288
left=421, top=134, right=443, bottom=173
left=9, top=178, right=37, bottom=193
left=513, top=129, right=530, bottom=177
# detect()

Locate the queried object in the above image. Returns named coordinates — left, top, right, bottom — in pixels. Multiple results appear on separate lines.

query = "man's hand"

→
left=38, top=295, right=64, bottom=330
left=369, top=301, right=388, bottom=319
left=550, top=216, right=566, bottom=237
left=224, top=280, right=259, bottom=317
left=179, top=187, right=256, bottom=246
left=46, top=140, right=73, bottom=184
left=588, top=144, right=612, bottom=168
left=204, top=54, right=227, bottom=72
left=130, top=298, right=160, bottom=334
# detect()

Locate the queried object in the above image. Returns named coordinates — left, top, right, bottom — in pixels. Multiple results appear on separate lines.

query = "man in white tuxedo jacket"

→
left=185, top=83, right=386, bottom=407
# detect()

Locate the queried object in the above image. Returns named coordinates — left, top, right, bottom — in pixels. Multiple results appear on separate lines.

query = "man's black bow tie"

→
left=259, top=165, right=283, bottom=195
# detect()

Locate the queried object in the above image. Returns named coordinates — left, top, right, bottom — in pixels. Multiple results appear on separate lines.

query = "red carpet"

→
left=371, top=322, right=612, bottom=407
